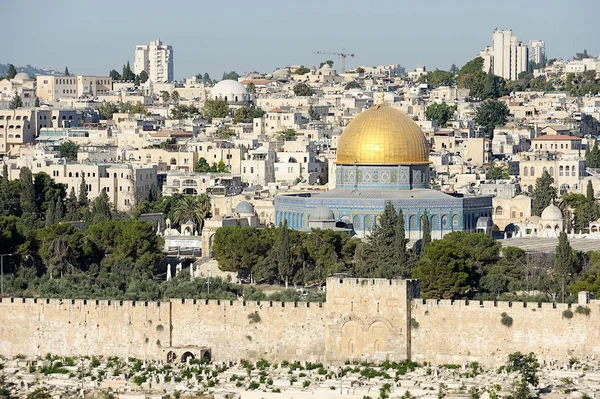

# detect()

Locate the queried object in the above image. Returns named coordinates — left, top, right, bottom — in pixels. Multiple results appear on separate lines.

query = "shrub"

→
left=410, top=318, right=419, bottom=329
left=562, top=309, right=574, bottom=319
left=272, top=388, right=281, bottom=393
left=576, top=305, right=591, bottom=316
left=133, top=375, right=147, bottom=386
left=303, top=380, right=311, bottom=388
left=248, top=311, right=261, bottom=323
left=248, top=381, right=260, bottom=390
left=501, top=312, right=513, bottom=327
left=90, top=357, right=100, bottom=368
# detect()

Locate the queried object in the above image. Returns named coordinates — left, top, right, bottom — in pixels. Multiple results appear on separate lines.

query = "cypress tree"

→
left=45, top=199, right=56, bottom=227
left=19, top=167, right=36, bottom=215
left=277, top=219, right=292, bottom=288
left=78, top=173, right=88, bottom=208
left=587, top=180, right=595, bottom=201
left=370, top=202, right=398, bottom=278
left=421, top=210, right=431, bottom=253
left=66, top=187, right=78, bottom=220
left=89, top=189, right=112, bottom=224
left=532, top=170, right=557, bottom=216
left=394, top=208, right=408, bottom=277
left=555, top=231, right=575, bottom=302
left=54, top=197, right=64, bottom=221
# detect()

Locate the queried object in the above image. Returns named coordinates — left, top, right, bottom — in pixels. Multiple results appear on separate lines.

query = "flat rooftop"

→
left=501, top=236, right=600, bottom=253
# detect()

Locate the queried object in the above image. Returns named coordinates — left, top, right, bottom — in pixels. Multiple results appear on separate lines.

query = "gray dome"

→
left=541, top=204, right=563, bottom=220
left=235, top=201, right=254, bottom=214
left=332, top=127, right=343, bottom=136
left=310, top=205, right=335, bottom=221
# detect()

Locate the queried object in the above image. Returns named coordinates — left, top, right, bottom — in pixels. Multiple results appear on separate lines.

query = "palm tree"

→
left=172, top=194, right=211, bottom=230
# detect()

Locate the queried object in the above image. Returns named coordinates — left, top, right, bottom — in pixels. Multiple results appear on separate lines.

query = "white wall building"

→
left=479, top=29, right=528, bottom=80
left=134, top=39, right=174, bottom=83
left=529, top=40, right=545, bottom=64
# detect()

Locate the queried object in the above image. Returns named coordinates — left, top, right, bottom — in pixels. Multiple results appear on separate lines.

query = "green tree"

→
left=425, top=102, right=456, bottom=127
left=216, top=159, right=228, bottom=173
left=134, top=75, right=141, bottom=86
left=121, top=62, right=135, bottom=81
left=457, top=57, right=487, bottom=98
left=34, top=97, right=40, bottom=107
left=139, top=70, right=149, bottom=83
left=109, top=69, right=121, bottom=81
left=233, top=107, right=265, bottom=123
left=418, top=69, right=455, bottom=87
left=506, top=352, right=540, bottom=387
left=555, top=231, right=575, bottom=302
left=203, top=99, right=230, bottom=120
left=170, top=104, right=202, bottom=120
left=474, top=100, right=510, bottom=137
left=246, top=82, right=256, bottom=94
left=97, top=101, right=117, bottom=120
left=57, top=141, right=79, bottom=160
left=449, top=64, right=459, bottom=75
left=586, top=140, right=600, bottom=168
left=356, top=67, right=365, bottom=74
left=488, top=161, right=510, bottom=180
left=37, top=223, right=94, bottom=277
left=277, top=219, right=293, bottom=288
left=172, top=194, right=211, bottom=230
left=8, top=92, right=23, bottom=109
left=222, top=71, right=240, bottom=81
left=171, top=90, right=180, bottom=102
left=394, top=208, right=408, bottom=277
left=480, top=72, right=507, bottom=100
left=413, top=232, right=500, bottom=298
left=531, top=170, right=557, bottom=216
left=574, top=49, right=590, bottom=60
left=64, top=67, right=70, bottom=76
left=194, top=157, right=211, bottom=173
left=420, top=210, right=431, bottom=254
left=65, top=187, right=78, bottom=220
left=293, top=82, right=313, bottom=96
left=161, top=91, right=170, bottom=104
left=366, top=203, right=402, bottom=278
left=6, top=64, right=17, bottom=79
left=319, top=60, right=334, bottom=69
left=344, top=81, right=361, bottom=90
left=19, top=167, right=36, bottom=216
left=587, top=180, right=595, bottom=201
left=78, top=174, right=89, bottom=209
left=277, top=128, right=297, bottom=141
left=89, top=189, right=112, bottom=225
left=293, top=67, right=310, bottom=75
left=26, top=388, right=52, bottom=399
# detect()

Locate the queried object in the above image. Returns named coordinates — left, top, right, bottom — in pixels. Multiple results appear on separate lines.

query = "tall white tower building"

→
left=134, top=39, right=174, bottom=83
left=479, top=30, right=528, bottom=81
left=529, top=40, right=546, bottom=65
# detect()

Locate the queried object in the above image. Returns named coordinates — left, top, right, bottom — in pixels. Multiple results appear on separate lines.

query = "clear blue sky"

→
left=0, top=0, right=598, bottom=80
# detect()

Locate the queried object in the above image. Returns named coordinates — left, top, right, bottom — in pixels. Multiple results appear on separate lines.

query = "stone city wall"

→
left=2, top=280, right=600, bottom=367
left=411, top=298, right=600, bottom=366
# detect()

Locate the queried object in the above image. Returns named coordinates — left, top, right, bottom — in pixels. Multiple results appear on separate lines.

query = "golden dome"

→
left=336, top=105, right=429, bottom=165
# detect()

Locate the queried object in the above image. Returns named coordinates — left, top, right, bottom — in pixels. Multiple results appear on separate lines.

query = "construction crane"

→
left=314, top=49, right=355, bottom=73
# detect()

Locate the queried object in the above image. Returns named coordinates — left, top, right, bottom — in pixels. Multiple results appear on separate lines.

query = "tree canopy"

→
left=474, top=100, right=510, bottom=137
left=57, top=141, right=79, bottom=160
left=532, top=170, right=557, bottom=217
left=425, top=102, right=456, bottom=127
left=293, top=82, right=313, bottom=96
left=203, top=99, right=230, bottom=121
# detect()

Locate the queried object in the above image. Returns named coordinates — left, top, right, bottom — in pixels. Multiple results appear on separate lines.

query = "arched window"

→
left=365, top=215, right=372, bottom=232
left=543, top=167, right=547, bottom=173
left=495, top=206, right=504, bottom=216
left=559, top=166, right=564, bottom=176
left=523, top=167, right=528, bottom=176
left=565, top=167, right=570, bottom=177
left=170, top=158, right=177, bottom=165
left=353, top=215, right=362, bottom=229
left=530, top=167, right=535, bottom=176
left=549, top=167, right=554, bottom=176
left=571, top=165, right=576, bottom=176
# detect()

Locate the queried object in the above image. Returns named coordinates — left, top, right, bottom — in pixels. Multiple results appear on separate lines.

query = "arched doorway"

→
left=181, top=351, right=195, bottom=363
left=166, top=351, right=177, bottom=363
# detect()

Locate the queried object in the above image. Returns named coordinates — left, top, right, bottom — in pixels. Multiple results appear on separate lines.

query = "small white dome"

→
left=13, top=72, right=30, bottom=81
left=310, top=205, right=335, bottom=221
left=210, top=80, right=248, bottom=102
left=541, top=203, right=563, bottom=220
left=332, top=127, right=343, bottom=136
left=235, top=201, right=254, bottom=214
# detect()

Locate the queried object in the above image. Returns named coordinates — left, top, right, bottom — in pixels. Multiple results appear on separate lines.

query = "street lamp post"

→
left=0, top=254, right=13, bottom=295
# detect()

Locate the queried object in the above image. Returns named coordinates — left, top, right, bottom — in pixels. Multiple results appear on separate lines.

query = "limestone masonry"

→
left=1, top=278, right=598, bottom=366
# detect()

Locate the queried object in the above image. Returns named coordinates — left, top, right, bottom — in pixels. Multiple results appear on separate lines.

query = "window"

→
left=530, top=167, right=535, bottom=176
left=559, top=166, right=564, bottom=176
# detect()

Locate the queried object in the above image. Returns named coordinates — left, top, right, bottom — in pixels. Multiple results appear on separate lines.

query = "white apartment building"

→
left=36, top=75, right=112, bottom=102
left=134, top=39, right=174, bottom=83
left=529, top=40, right=545, bottom=64
left=479, top=29, right=528, bottom=80
left=6, top=160, right=157, bottom=211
